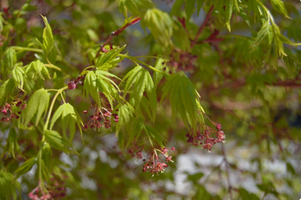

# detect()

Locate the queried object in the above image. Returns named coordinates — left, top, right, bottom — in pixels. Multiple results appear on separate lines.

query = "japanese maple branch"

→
left=191, top=5, right=215, bottom=48
left=209, top=78, right=301, bottom=92
left=95, top=17, right=141, bottom=58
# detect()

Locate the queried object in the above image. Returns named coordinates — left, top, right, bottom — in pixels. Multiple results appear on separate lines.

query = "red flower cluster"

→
left=0, top=92, right=27, bottom=123
left=83, top=107, right=118, bottom=130
left=28, top=176, right=66, bottom=200
left=129, top=146, right=175, bottom=176
left=186, top=123, right=225, bottom=152
left=167, top=49, right=198, bottom=72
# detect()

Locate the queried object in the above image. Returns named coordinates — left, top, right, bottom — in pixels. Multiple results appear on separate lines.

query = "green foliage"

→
left=37, top=16, right=54, bottom=55
left=83, top=70, right=120, bottom=109
left=270, top=0, right=289, bottom=18
left=0, top=79, right=15, bottom=107
left=12, top=66, right=26, bottom=89
left=123, top=65, right=157, bottom=120
left=25, top=60, right=51, bottom=80
left=161, top=72, right=203, bottom=128
left=14, top=157, right=36, bottom=178
left=0, top=171, right=21, bottom=200
left=44, top=130, right=78, bottom=155
left=95, top=45, right=126, bottom=69
left=50, top=103, right=83, bottom=141
left=141, top=8, right=173, bottom=47
left=22, top=88, right=50, bottom=126
left=119, top=0, right=154, bottom=18
left=0, top=128, right=24, bottom=159
left=1, top=0, right=301, bottom=199
left=3, top=48, right=17, bottom=70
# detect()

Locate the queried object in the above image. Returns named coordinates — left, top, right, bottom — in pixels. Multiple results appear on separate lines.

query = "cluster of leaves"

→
left=0, top=0, right=301, bottom=199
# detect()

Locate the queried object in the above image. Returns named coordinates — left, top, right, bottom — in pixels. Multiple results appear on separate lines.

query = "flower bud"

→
left=68, top=81, right=77, bottom=90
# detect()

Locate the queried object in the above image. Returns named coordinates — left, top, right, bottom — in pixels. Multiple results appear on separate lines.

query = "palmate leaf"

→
left=153, top=58, right=167, bottom=88
left=185, top=0, right=195, bottom=20
left=0, top=171, right=21, bottom=200
left=126, top=117, right=166, bottom=148
left=1, top=128, right=25, bottom=159
left=116, top=103, right=134, bottom=136
left=119, top=0, right=154, bottom=17
left=44, top=130, right=78, bottom=155
left=225, top=0, right=233, bottom=32
left=3, top=48, right=17, bottom=70
left=14, top=157, right=36, bottom=177
left=123, top=65, right=157, bottom=121
left=250, top=20, right=271, bottom=52
left=50, top=103, right=83, bottom=142
left=22, top=88, right=50, bottom=126
left=141, top=8, right=173, bottom=47
left=144, top=125, right=166, bottom=147
left=95, top=45, right=126, bottom=70
left=270, top=0, right=290, bottom=19
left=36, top=16, right=54, bottom=53
left=12, top=66, right=26, bottom=89
left=161, top=72, right=203, bottom=128
left=170, top=0, right=185, bottom=16
left=0, top=79, right=15, bottom=107
left=25, top=60, right=51, bottom=80
left=83, top=70, right=120, bottom=109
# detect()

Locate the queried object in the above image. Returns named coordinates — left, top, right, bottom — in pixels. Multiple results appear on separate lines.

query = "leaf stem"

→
left=11, top=46, right=43, bottom=53
left=120, top=54, right=165, bottom=74
left=44, top=64, right=62, bottom=72
left=44, top=86, right=68, bottom=131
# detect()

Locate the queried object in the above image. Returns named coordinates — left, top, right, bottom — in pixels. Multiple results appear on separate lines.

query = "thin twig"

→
left=221, top=143, right=233, bottom=200
left=191, top=5, right=215, bottom=48
left=202, top=159, right=224, bottom=184
left=95, top=17, right=141, bottom=58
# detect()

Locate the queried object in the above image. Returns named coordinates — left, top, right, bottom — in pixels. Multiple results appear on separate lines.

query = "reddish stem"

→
left=95, top=17, right=141, bottom=58
left=191, top=5, right=215, bottom=48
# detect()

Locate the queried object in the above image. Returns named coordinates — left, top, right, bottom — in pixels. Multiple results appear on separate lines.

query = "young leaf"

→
left=50, top=103, right=83, bottom=142
left=0, top=79, right=15, bottom=107
left=144, top=125, right=166, bottom=147
left=36, top=15, right=54, bottom=53
left=196, top=0, right=205, bottom=16
left=25, top=60, right=51, bottom=80
left=126, top=117, right=144, bottom=148
left=116, top=103, right=134, bottom=136
left=119, top=0, right=154, bottom=17
left=141, top=8, right=173, bottom=47
left=185, top=0, right=195, bottom=20
left=23, top=88, right=50, bottom=126
left=83, top=70, right=120, bottom=109
left=225, top=0, right=233, bottom=32
left=161, top=72, right=202, bottom=128
left=1, top=128, right=25, bottom=159
left=0, top=171, right=21, bottom=200
left=250, top=21, right=271, bottom=52
left=3, top=48, right=17, bottom=70
left=153, top=58, right=167, bottom=88
left=270, top=0, right=289, bottom=18
left=14, top=157, right=36, bottom=177
left=44, top=130, right=78, bottom=155
left=12, top=66, right=26, bottom=89
left=170, top=0, right=185, bottom=16
left=95, top=45, right=126, bottom=69
left=123, top=65, right=157, bottom=120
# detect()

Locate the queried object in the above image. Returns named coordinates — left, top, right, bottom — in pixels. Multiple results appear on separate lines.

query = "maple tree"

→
left=0, top=0, right=301, bottom=199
